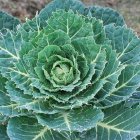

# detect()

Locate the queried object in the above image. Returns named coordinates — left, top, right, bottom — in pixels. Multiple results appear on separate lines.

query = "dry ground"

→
left=0, top=0, right=140, bottom=35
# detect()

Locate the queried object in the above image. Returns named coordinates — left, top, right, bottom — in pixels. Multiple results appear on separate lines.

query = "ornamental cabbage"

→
left=0, top=0, right=140, bottom=140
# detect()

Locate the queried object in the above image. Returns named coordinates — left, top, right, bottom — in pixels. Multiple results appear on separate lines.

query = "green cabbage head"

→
left=1, top=0, right=140, bottom=140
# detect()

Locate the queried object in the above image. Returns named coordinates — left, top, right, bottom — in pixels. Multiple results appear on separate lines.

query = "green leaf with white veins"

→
left=0, top=11, right=20, bottom=33
left=125, top=88, right=140, bottom=107
left=0, top=30, right=21, bottom=78
left=97, top=64, right=140, bottom=108
left=96, top=104, right=140, bottom=140
left=37, top=106, right=104, bottom=132
left=105, top=24, right=140, bottom=64
left=22, top=0, right=85, bottom=31
left=44, top=10, right=105, bottom=44
left=39, top=0, right=85, bottom=27
left=6, top=81, right=62, bottom=115
left=0, top=74, right=27, bottom=117
left=7, top=116, right=70, bottom=140
left=85, top=6, right=125, bottom=26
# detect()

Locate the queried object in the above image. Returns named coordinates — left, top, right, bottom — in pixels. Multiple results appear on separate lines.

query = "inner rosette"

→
left=34, top=44, right=88, bottom=92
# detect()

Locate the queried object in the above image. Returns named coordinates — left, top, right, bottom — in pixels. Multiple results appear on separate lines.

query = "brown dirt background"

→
left=0, top=0, right=140, bottom=35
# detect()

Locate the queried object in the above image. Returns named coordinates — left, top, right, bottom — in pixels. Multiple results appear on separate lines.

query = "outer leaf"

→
left=94, top=44, right=123, bottom=102
left=96, top=104, right=140, bottom=140
left=6, top=81, right=62, bottom=114
left=44, top=10, right=105, bottom=44
left=7, top=116, right=96, bottom=140
left=105, top=24, right=140, bottom=64
left=0, top=74, right=27, bottom=117
left=0, top=30, right=21, bottom=78
left=39, top=0, right=85, bottom=26
left=46, top=10, right=92, bottom=39
left=37, top=106, right=104, bottom=132
left=97, top=65, right=140, bottom=108
left=85, top=6, right=125, bottom=26
left=10, top=59, right=31, bottom=92
left=0, top=11, right=20, bottom=33
left=125, top=88, right=140, bottom=107
left=0, top=125, right=9, bottom=140
left=0, top=99, right=25, bottom=117
left=7, top=116, right=70, bottom=140
left=96, top=24, right=140, bottom=108
left=22, top=0, right=85, bottom=31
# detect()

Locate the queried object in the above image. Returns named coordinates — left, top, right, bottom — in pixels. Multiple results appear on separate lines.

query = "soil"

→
left=0, top=0, right=140, bottom=35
